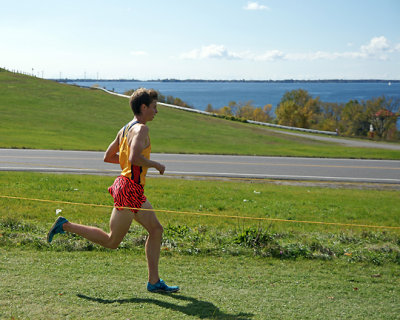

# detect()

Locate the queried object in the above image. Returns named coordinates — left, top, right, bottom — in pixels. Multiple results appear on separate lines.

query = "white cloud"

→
left=361, top=36, right=389, bottom=53
left=243, top=2, right=270, bottom=10
left=179, top=37, right=399, bottom=62
left=179, top=44, right=242, bottom=60
left=360, top=36, right=391, bottom=59
left=254, top=50, right=285, bottom=61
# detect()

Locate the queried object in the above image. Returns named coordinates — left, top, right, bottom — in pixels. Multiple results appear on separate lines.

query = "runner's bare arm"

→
left=129, top=125, right=165, bottom=174
left=103, top=133, right=120, bottom=164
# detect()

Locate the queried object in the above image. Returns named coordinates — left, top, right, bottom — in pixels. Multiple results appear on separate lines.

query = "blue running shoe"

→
left=47, top=216, right=68, bottom=243
left=147, top=279, right=179, bottom=293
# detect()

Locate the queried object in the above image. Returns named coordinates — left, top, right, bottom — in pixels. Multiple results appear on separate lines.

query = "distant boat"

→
left=388, top=82, right=392, bottom=86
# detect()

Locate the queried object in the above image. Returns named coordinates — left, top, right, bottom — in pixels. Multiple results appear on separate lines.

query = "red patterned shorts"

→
left=108, top=176, right=147, bottom=213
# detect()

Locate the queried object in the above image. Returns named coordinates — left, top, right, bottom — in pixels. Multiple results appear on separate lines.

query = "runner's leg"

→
left=133, top=200, right=163, bottom=284
left=62, top=208, right=134, bottom=249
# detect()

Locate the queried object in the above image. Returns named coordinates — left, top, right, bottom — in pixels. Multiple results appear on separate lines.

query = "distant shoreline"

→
left=54, top=79, right=400, bottom=83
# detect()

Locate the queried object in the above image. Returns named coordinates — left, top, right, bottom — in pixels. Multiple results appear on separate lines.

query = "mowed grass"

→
left=1, top=249, right=399, bottom=320
left=1, top=172, right=399, bottom=232
left=1, top=69, right=400, bottom=159
left=1, top=172, right=400, bottom=319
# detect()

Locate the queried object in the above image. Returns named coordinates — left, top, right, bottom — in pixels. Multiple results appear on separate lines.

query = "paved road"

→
left=1, top=149, right=399, bottom=184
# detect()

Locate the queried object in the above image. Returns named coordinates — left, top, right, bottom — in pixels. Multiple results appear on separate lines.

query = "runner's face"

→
left=145, top=100, right=158, bottom=121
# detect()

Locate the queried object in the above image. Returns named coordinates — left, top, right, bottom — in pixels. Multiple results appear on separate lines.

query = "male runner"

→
left=47, top=88, right=179, bottom=293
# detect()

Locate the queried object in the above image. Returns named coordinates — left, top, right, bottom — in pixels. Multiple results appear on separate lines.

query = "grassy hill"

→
left=1, top=69, right=399, bottom=159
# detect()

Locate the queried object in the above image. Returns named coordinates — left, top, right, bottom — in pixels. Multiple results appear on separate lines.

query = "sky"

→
left=1, top=0, right=400, bottom=80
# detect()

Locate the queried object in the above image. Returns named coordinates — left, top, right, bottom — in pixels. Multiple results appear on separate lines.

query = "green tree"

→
left=340, top=100, right=369, bottom=136
left=280, top=89, right=313, bottom=107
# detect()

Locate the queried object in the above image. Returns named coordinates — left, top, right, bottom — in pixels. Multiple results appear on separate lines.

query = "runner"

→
left=47, top=88, right=179, bottom=293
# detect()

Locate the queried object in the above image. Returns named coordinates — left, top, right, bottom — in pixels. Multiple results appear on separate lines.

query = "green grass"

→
left=1, top=172, right=399, bottom=232
left=1, top=172, right=399, bottom=319
left=1, top=171, right=399, bottom=263
left=1, top=69, right=400, bottom=159
left=1, top=248, right=399, bottom=320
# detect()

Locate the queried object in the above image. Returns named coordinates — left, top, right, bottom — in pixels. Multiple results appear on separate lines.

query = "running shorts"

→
left=108, top=176, right=147, bottom=213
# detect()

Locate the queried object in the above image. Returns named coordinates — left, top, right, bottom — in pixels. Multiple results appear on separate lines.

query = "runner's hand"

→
left=156, top=163, right=165, bottom=175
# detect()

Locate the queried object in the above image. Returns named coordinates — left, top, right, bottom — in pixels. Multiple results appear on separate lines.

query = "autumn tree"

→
left=275, top=89, right=321, bottom=128
left=318, top=102, right=343, bottom=131
left=367, top=96, right=399, bottom=140
left=237, top=102, right=256, bottom=119
left=263, top=104, right=273, bottom=121
left=217, top=106, right=233, bottom=116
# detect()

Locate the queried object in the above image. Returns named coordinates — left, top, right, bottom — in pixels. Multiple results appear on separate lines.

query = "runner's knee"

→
left=105, top=234, right=123, bottom=249
left=106, top=240, right=121, bottom=250
left=149, top=223, right=163, bottom=237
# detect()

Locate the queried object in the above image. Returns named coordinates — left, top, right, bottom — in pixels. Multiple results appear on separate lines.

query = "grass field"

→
left=1, top=249, right=399, bottom=320
left=1, top=172, right=399, bottom=319
left=1, top=69, right=400, bottom=159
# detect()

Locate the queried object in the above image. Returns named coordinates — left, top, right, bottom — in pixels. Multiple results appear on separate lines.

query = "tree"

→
left=371, top=109, right=398, bottom=139
left=228, top=101, right=238, bottom=116
left=280, top=89, right=313, bottom=107
left=338, top=96, right=399, bottom=139
left=263, top=104, right=274, bottom=122
left=237, top=103, right=256, bottom=119
left=318, top=102, right=343, bottom=131
left=340, top=100, right=369, bottom=136
left=217, top=106, right=233, bottom=116
left=367, top=96, right=399, bottom=140
left=206, top=104, right=214, bottom=113
left=252, top=107, right=269, bottom=122
left=275, top=89, right=321, bottom=128
left=275, top=100, right=298, bottom=126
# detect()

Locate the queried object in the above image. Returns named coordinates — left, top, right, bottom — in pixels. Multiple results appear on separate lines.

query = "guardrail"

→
left=94, top=86, right=338, bottom=136
left=246, top=120, right=338, bottom=135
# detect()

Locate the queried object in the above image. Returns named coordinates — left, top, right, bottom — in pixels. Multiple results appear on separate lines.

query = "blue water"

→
left=66, top=80, right=400, bottom=111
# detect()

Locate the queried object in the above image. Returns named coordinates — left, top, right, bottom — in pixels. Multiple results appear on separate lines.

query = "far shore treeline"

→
left=123, top=87, right=400, bottom=141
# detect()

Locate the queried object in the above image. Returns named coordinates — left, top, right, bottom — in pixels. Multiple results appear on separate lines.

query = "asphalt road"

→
left=1, top=149, right=399, bottom=184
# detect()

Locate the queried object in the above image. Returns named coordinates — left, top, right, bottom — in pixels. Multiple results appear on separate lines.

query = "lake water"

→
left=65, top=80, right=400, bottom=111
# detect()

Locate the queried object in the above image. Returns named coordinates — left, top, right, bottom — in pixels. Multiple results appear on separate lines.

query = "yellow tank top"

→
left=119, top=120, right=151, bottom=186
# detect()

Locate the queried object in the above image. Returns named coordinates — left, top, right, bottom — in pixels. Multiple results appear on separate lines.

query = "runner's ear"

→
left=140, top=103, right=148, bottom=114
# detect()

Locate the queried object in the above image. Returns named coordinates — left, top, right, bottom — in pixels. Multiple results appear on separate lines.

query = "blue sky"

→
left=1, top=0, right=399, bottom=80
